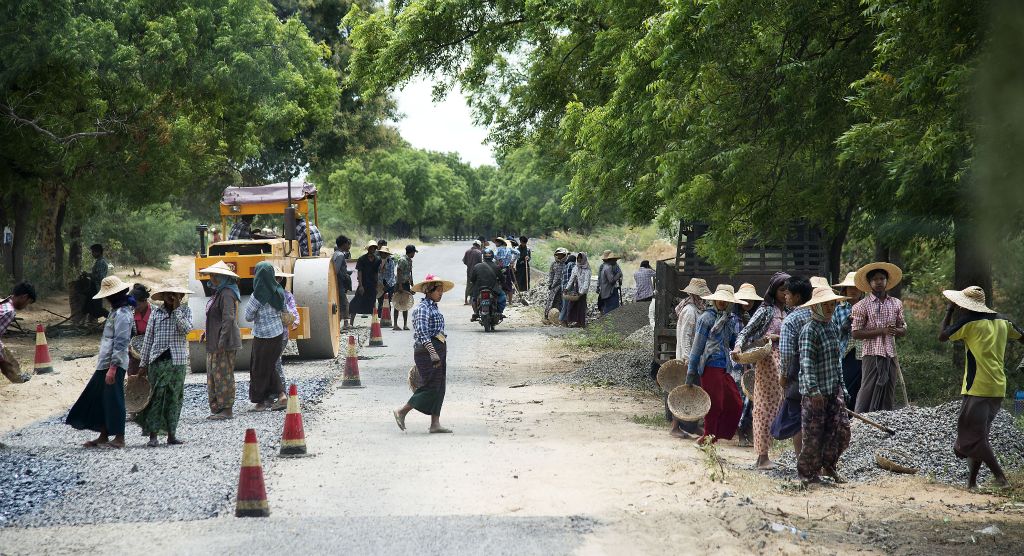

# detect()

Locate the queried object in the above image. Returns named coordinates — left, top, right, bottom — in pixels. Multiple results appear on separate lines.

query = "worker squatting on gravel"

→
left=938, top=285, right=1024, bottom=489
left=0, top=282, right=37, bottom=384
left=394, top=274, right=456, bottom=434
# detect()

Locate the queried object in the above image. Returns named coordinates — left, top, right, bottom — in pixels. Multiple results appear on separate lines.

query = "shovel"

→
left=847, top=409, right=895, bottom=436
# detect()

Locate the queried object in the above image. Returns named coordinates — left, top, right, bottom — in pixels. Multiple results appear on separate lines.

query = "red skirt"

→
left=700, top=366, right=742, bottom=441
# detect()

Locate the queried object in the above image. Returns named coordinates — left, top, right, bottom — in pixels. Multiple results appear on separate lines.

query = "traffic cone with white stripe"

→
left=339, top=335, right=364, bottom=388
left=236, top=428, right=270, bottom=517
left=279, top=384, right=307, bottom=457
left=33, top=325, right=54, bottom=375
left=369, top=307, right=384, bottom=347
left=381, top=297, right=393, bottom=328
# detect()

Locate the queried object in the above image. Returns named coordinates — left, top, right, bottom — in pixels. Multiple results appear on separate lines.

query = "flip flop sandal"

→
left=271, top=399, right=287, bottom=411
left=393, top=410, right=406, bottom=431
left=147, top=439, right=160, bottom=447
left=104, top=442, right=125, bottom=449
left=207, top=412, right=232, bottom=421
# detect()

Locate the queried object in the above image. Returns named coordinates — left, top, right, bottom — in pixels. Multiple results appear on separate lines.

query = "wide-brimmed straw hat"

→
left=378, top=246, right=392, bottom=256
left=734, top=283, right=761, bottom=302
left=365, top=240, right=378, bottom=250
left=411, top=274, right=455, bottom=294
left=680, top=278, right=712, bottom=297
left=667, top=385, right=712, bottom=421
left=800, top=286, right=848, bottom=309
left=854, top=262, right=903, bottom=293
left=124, top=374, right=151, bottom=413
left=198, top=260, right=239, bottom=279
left=151, top=282, right=194, bottom=302
left=492, top=237, right=508, bottom=246
left=93, top=276, right=131, bottom=299
left=701, top=284, right=748, bottom=306
left=810, top=276, right=831, bottom=290
left=554, top=247, right=569, bottom=257
left=600, top=250, right=620, bottom=261
left=833, top=272, right=857, bottom=289
left=656, top=359, right=688, bottom=392
left=942, top=286, right=996, bottom=314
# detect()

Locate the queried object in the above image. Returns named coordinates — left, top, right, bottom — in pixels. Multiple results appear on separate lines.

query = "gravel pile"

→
left=625, top=324, right=653, bottom=346
left=540, top=347, right=656, bottom=392
left=773, top=401, right=1024, bottom=484
left=0, top=373, right=335, bottom=528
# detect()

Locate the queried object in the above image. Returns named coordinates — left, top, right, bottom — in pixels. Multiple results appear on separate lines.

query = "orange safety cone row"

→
left=339, top=335, right=364, bottom=388
left=368, top=307, right=384, bottom=347
left=380, top=297, right=393, bottom=328
left=33, top=325, right=54, bottom=375
left=236, top=428, right=270, bottom=517
left=279, top=384, right=307, bottom=457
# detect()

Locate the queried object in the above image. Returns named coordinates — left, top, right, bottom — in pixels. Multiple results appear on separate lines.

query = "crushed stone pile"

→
left=625, top=324, right=654, bottom=346
left=539, top=347, right=656, bottom=392
left=774, top=401, right=1024, bottom=485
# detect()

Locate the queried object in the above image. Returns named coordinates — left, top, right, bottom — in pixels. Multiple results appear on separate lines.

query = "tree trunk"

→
left=828, top=203, right=855, bottom=282
left=68, top=225, right=82, bottom=271
left=54, top=199, right=66, bottom=281
left=34, top=181, right=68, bottom=282
left=10, top=189, right=29, bottom=283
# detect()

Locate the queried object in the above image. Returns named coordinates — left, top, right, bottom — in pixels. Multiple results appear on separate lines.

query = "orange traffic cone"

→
left=236, top=428, right=270, bottom=517
left=339, top=335, right=364, bottom=388
left=34, top=325, right=54, bottom=375
left=369, top=307, right=384, bottom=347
left=381, top=297, right=393, bottom=328
left=279, top=384, right=307, bottom=457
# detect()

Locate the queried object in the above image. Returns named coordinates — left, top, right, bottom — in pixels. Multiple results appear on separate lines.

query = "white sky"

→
left=393, top=77, right=497, bottom=167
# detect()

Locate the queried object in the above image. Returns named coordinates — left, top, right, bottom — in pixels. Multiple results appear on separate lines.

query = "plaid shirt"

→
left=780, top=307, right=813, bottom=381
left=227, top=220, right=251, bottom=240
left=0, top=298, right=16, bottom=353
left=244, top=296, right=286, bottom=338
left=380, top=257, right=397, bottom=288
left=97, top=306, right=133, bottom=370
left=633, top=267, right=655, bottom=300
left=548, top=259, right=566, bottom=291
left=832, top=301, right=853, bottom=357
left=396, top=255, right=413, bottom=289
left=412, top=297, right=445, bottom=347
left=495, top=246, right=515, bottom=268
left=851, top=295, right=905, bottom=357
left=139, top=304, right=193, bottom=366
left=297, top=220, right=324, bottom=257
left=798, top=318, right=846, bottom=397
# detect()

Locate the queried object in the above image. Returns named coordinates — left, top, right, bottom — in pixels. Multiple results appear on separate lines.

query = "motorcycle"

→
left=476, top=287, right=500, bottom=332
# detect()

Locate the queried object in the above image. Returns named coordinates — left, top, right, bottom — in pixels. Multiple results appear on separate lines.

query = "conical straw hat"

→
left=93, top=276, right=131, bottom=299
left=942, top=286, right=996, bottom=314
left=701, top=284, right=748, bottom=306
left=800, top=287, right=848, bottom=309
left=735, top=283, right=761, bottom=302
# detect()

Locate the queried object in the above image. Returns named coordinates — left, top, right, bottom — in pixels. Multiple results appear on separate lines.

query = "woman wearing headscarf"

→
left=67, top=276, right=135, bottom=448
left=244, top=262, right=287, bottom=411
left=201, top=261, right=241, bottom=420
left=393, top=274, right=455, bottom=433
left=685, top=284, right=746, bottom=442
left=272, top=266, right=300, bottom=411
left=135, top=283, right=193, bottom=447
left=733, top=272, right=790, bottom=469
left=565, top=252, right=592, bottom=328
left=127, top=283, right=151, bottom=376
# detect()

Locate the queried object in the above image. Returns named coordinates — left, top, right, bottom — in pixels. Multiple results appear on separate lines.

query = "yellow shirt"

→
left=948, top=317, right=1023, bottom=397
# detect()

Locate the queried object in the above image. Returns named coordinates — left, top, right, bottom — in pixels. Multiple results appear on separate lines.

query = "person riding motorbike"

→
left=469, top=249, right=507, bottom=321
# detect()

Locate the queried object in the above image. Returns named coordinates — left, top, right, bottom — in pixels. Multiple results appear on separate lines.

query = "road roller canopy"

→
left=220, top=182, right=317, bottom=217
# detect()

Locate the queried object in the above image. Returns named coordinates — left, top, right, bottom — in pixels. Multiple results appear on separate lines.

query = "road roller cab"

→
left=185, top=182, right=341, bottom=372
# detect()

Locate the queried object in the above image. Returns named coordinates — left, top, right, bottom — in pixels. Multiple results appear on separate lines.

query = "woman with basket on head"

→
left=67, top=276, right=135, bottom=448
left=393, top=275, right=455, bottom=434
left=135, top=283, right=193, bottom=447
left=201, top=261, right=242, bottom=420
left=733, top=273, right=790, bottom=469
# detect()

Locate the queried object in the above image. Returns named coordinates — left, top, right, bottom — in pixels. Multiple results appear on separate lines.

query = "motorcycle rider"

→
left=469, top=249, right=507, bottom=321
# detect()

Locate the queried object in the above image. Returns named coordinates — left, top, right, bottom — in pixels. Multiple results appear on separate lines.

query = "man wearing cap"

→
left=597, top=251, right=623, bottom=315
left=544, top=248, right=569, bottom=324
left=939, top=286, right=1024, bottom=489
left=850, top=262, right=907, bottom=413
left=462, top=240, right=483, bottom=305
left=832, top=272, right=863, bottom=406
left=0, top=282, right=37, bottom=383
left=796, top=286, right=852, bottom=484
left=394, top=245, right=417, bottom=330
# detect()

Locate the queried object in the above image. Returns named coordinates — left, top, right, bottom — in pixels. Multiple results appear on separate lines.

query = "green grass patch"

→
left=563, top=320, right=627, bottom=351
left=629, top=413, right=668, bottom=428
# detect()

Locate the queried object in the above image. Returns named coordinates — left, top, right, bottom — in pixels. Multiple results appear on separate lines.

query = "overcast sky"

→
left=393, top=77, right=497, bottom=167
